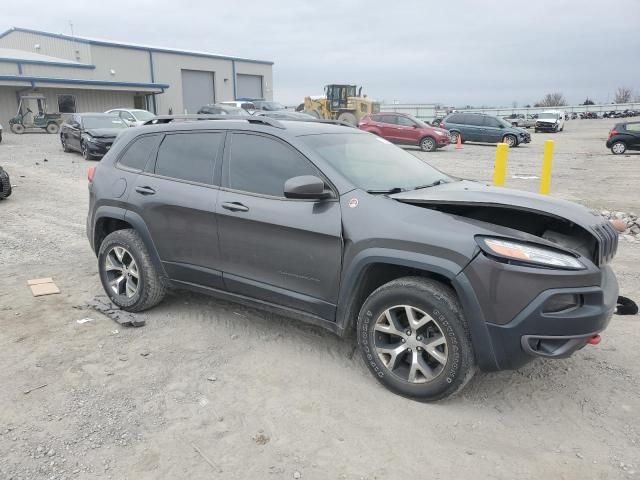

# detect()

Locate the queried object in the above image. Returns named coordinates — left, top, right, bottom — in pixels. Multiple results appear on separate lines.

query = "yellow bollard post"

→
left=493, top=143, right=509, bottom=186
left=540, top=140, right=555, bottom=195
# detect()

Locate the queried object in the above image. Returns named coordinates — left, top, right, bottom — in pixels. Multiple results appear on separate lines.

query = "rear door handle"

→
left=135, top=186, right=156, bottom=195
left=221, top=201, right=249, bottom=212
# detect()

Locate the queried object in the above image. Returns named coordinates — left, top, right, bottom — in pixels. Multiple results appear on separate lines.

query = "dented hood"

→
left=390, top=180, right=603, bottom=230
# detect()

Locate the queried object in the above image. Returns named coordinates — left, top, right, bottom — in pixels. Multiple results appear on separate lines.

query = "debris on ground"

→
left=27, top=277, right=60, bottom=297
left=207, top=375, right=217, bottom=382
left=23, top=383, right=47, bottom=395
left=252, top=432, right=270, bottom=445
left=86, top=295, right=146, bottom=326
left=76, top=317, right=94, bottom=324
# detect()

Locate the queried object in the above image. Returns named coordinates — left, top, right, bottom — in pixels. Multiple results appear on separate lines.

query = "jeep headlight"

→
left=477, top=237, right=585, bottom=270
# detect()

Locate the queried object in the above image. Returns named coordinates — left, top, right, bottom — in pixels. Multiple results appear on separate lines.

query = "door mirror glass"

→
left=284, top=175, right=329, bottom=199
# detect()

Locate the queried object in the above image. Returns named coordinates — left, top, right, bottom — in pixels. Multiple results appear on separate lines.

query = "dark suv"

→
left=442, top=112, right=531, bottom=147
left=87, top=115, right=618, bottom=401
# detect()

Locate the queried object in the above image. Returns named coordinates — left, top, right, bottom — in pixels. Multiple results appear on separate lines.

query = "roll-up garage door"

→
left=236, top=74, right=263, bottom=99
left=181, top=70, right=215, bottom=114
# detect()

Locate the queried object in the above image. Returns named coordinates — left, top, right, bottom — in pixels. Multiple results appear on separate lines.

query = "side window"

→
left=155, top=132, right=223, bottom=184
left=226, top=133, right=318, bottom=197
left=447, top=114, right=462, bottom=124
left=118, top=135, right=162, bottom=171
left=396, top=116, right=415, bottom=127
left=483, top=116, right=501, bottom=128
left=465, top=115, right=484, bottom=126
left=120, top=111, right=136, bottom=122
left=381, top=115, right=397, bottom=125
left=625, top=123, right=640, bottom=132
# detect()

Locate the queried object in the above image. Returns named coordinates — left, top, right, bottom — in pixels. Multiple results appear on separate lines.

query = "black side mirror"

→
left=284, top=175, right=330, bottom=200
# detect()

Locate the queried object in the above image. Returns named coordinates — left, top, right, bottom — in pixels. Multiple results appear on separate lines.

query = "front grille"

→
left=593, top=221, right=618, bottom=265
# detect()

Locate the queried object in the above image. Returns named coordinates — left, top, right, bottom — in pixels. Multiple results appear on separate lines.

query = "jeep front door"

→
left=216, top=132, right=342, bottom=320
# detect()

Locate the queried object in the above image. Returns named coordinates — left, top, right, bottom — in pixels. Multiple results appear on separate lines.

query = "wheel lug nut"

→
left=406, top=330, right=411, bottom=336
left=401, top=339, right=406, bottom=343
left=416, top=336, right=422, bottom=341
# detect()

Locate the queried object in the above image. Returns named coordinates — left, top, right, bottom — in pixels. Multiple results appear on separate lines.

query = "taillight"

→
left=87, top=166, right=96, bottom=183
left=609, top=130, right=617, bottom=137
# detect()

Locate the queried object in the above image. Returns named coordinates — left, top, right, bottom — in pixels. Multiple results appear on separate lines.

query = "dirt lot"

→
left=1, top=119, right=638, bottom=480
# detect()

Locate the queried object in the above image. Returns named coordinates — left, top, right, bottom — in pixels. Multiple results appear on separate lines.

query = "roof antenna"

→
left=69, top=21, right=75, bottom=37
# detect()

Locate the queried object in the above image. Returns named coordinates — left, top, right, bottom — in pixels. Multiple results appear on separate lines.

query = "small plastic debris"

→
left=76, top=318, right=94, bottom=324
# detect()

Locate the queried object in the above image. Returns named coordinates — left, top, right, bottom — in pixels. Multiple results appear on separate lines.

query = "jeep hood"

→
left=390, top=180, right=617, bottom=264
left=390, top=181, right=598, bottom=229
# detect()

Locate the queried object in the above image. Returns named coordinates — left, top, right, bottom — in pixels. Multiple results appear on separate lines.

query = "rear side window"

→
left=447, top=114, right=463, bottom=124
left=118, top=134, right=162, bottom=171
left=396, top=116, right=415, bottom=127
left=226, top=133, right=317, bottom=197
left=154, top=132, right=223, bottom=184
left=626, top=123, right=640, bottom=132
left=379, top=115, right=397, bottom=124
left=464, top=115, right=484, bottom=126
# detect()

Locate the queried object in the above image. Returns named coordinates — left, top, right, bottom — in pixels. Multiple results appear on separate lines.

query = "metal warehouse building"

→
left=0, top=27, right=274, bottom=126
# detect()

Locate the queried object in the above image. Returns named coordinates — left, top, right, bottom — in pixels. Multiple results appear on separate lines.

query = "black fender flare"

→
left=336, top=247, right=499, bottom=370
left=92, top=206, right=166, bottom=278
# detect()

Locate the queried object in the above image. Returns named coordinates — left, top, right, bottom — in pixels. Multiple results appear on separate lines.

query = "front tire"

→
left=98, top=229, right=166, bottom=312
left=419, top=136, right=437, bottom=152
left=611, top=141, right=626, bottom=155
left=81, top=142, right=95, bottom=160
left=357, top=277, right=476, bottom=401
left=337, top=112, right=357, bottom=126
left=449, top=131, right=461, bottom=144
left=502, top=134, right=517, bottom=147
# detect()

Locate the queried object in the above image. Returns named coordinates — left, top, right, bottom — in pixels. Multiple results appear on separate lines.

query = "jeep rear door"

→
left=130, top=131, right=226, bottom=289
left=216, top=132, right=342, bottom=320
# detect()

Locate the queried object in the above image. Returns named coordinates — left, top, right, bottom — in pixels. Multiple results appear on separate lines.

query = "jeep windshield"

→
left=300, top=133, right=452, bottom=192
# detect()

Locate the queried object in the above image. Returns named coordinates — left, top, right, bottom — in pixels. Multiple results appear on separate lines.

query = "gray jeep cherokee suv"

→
left=87, top=115, right=619, bottom=401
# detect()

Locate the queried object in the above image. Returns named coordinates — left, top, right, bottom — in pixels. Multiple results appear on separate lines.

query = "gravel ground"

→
left=0, top=119, right=638, bottom=480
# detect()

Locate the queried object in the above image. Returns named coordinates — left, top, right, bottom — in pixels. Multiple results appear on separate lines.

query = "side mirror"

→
left=284, top=175, right=330, bottom=200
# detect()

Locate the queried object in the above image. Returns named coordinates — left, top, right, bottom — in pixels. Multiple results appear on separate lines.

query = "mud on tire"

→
left=357, top=277, right=476, bottom=401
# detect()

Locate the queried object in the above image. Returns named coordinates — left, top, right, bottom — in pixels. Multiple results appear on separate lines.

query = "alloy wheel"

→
left=421, top=138, right=435, bottom=151
left=504, top=135, right=516, bottom=147
left=374, top=305, right=448, bottom=384
left=104, top=246, right=139, bottom=298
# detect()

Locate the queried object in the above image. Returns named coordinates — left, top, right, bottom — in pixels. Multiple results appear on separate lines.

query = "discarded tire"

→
left=616, top=296, right=638, bottom=316
left=0, top=167, right=11, bottom=199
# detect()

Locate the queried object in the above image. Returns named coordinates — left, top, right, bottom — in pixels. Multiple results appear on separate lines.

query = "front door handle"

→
left=221, top=201, right=249, bottom=212
left=135, top=186, right=156, bottom=195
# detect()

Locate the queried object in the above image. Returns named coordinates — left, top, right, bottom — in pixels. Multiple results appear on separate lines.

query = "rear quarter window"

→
left=118, top=134, right=162, bottom=171
left=154, top=132, right=223, bottom=184
left=625, top=123, right=640, bottom=132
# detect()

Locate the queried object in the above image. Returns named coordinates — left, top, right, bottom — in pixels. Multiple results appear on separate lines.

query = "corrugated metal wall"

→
left=0, top=86, right=135, bottom=126
left=0, top=30, right=92, bottom=64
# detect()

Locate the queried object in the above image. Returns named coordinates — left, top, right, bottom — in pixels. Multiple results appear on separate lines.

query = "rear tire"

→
left=98, top=229, right=166, bottom=312
left=419, top=136, right=437, bottom=152
left=46, top=123, right=59, bottom=134
left=357, top=277, right=476, bottom=401
left=337, top=112, right=357, bottom=126
left=449, top=131, right=461, bottom=144
left=611, top=141, right=626, bottom=155
left=10, top=124, right=25, bottom=134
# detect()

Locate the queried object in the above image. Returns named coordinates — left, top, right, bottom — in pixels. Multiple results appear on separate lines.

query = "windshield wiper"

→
left=366, top=187, right=406, bottom=194
left=412, top=178, right=450, bottom=190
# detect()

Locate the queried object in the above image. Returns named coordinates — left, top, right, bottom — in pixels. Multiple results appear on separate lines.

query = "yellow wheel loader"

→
left=302, top=84, right=380, bottom=125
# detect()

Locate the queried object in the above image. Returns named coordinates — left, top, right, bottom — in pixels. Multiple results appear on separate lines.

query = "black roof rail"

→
left=142, top=114, right=285, bottom=129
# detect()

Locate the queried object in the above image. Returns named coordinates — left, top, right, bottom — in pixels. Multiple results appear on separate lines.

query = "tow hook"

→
left=587, top=335, right=601, bottom=346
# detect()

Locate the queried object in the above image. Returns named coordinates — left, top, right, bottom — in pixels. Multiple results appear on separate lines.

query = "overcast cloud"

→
left=2, top=0, right=639, bottom=106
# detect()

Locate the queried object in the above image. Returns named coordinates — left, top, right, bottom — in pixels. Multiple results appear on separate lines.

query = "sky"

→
left=2, top=0, right=639, bottom=107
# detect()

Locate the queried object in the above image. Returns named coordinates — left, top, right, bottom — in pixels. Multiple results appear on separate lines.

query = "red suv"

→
left=358, top=113, right=450, bottom=152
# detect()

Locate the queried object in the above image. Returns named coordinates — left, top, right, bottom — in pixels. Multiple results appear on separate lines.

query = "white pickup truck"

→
left=503, top=113, right=536, bottom=128
left=534, top=111, right=566, bottom=133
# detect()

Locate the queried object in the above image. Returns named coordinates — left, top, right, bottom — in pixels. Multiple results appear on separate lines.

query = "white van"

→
left=535, top=110, right=565, bottom=133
